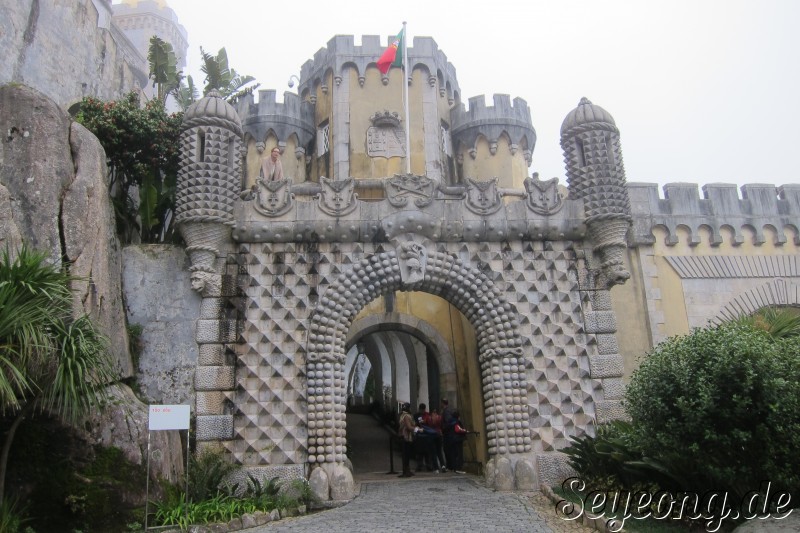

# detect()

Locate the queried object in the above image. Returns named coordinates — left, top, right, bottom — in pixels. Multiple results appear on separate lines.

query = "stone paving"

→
left=245, top=476, right=554, bottom=532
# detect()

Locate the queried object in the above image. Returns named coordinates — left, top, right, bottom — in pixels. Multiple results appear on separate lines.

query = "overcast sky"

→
left=158, top=0, right=800, bottom=195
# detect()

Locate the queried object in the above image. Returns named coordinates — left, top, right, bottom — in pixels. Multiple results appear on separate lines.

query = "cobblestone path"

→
left=245, top=476, right=554, bottom=532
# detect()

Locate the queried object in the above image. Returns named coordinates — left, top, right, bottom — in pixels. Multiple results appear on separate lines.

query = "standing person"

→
left=397, top=403, right=416, bottom=478
left=440, top=398, right=456, bottom=470
left=261, top=146, right=284, bottom=181
left=451, top=410, right=469, bottom=474
left=429, top=407, right=447, bottom=473
left=413, top=403, right=433, bottom=471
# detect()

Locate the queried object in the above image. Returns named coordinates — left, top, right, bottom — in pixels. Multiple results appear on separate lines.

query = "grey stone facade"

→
left=174, top=81, right=634, bottom=498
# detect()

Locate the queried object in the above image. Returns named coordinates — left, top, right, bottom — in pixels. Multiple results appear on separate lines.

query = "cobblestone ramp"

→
left=247, top=477, right=553, bottom=532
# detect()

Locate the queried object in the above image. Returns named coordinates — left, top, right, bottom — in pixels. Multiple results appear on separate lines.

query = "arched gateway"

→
left=175, top=69, right=633, bottom=498
left=305, top=248, right=532, bottom=484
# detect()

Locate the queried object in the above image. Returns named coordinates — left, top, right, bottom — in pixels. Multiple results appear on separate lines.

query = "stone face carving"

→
left=252, top=178, right=294, bottom=217
left=465, top=177, right=503, bottom=215
left=316, top=176, right=358, bottom=216
left=385, top=173, right=436, bottom=208
left=524, top=174, right=564, bottom=215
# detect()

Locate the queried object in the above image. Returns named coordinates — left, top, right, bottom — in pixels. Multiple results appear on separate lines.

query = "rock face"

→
left=0, top=84, right=184, bottom=482
left=122, top=245, right=201, bottom=406
left=80, top=384, right=185, bottom=484
left=0, top=83, right=132, bottom=377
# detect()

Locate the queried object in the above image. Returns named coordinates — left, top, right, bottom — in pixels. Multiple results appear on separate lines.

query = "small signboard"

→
left=148, top=404, right=190, bottom=430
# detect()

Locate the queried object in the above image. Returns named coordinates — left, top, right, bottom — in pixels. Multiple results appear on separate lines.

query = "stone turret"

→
left=451, top=94, right=536, bottom=165
left=451, top=94, right=536, bottom=188
left=175, top=90, right=243, bottom=294
left=560, top=98, right=632, bottom=287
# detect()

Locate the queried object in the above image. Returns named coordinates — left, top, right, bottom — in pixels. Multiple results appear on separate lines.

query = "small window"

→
left=197, top=131, right=206, bottom=162
left=317, top=122, right=330, bottom=157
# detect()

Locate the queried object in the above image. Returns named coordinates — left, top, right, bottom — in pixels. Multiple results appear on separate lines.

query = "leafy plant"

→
left=0, top=245, right=116, bottom=502
left=187, top=448, right=239, bottom=503
left=199, top=47, right=259, bottom=101
left=75, top=92, right=182, bottom=244
left=0, top=496, right=30, bottom=533
left=624, top=321, right=800, bottom=500
left=147, top=36, right=182, bottom=106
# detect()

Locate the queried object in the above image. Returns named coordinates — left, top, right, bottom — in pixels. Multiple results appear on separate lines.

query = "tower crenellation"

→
left=450, top=94, right=537, bottom=163
left=234, top=89, right=315, bottom=150
left=298, top=34, right=459, bottom=101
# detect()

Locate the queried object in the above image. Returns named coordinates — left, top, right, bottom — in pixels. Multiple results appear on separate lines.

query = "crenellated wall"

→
left=298, top=35, right=460, bottom=103
left=451, top=94, right=536, bottom=157
left=235, top=89, right=316, bottom=150
left=629, top=182, right=800, bottom=246
left=613, top=181, right=800, bottom=378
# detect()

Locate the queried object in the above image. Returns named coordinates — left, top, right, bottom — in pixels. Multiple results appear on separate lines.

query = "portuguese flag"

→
left=377, top=29, right=404, bottom=74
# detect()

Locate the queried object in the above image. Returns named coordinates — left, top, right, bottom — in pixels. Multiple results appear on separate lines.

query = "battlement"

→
left=297, top=34, right=459, bottom=98
left=628, top=182, right=800, bottom=246
left=234, top=89, right=315, bottom=147
left=453, top=94, right=532, bottom=123
left=450, top=94, right=536, bottom=152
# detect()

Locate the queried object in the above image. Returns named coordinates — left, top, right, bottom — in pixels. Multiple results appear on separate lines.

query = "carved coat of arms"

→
left=385, top=174, right=436, bottom=208
left=464, top=178, right=502, bottom=215
left=367, top=110, right=406, bottom=158
left=524, top=174, right=564, bottom=215
left=252, top=178, right=294, bottom=217
left=317, top=176, right=358, bottom=216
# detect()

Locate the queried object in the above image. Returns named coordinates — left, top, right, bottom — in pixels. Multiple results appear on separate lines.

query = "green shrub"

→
left=187, top=448, right=239, bottom=502
left=624, top=322, right=800, bottom=499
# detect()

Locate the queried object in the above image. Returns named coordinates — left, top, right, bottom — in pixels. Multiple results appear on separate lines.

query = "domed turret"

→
left=560, top=97, right=615, bottom=135
left=175, top=91, right=244, bottom=294
left=560, top=98, right=632, bottom=288
left=182, top=90, right=243, bottom=134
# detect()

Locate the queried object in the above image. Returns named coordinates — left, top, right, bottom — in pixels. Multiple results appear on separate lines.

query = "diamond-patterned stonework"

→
left=228, top=239, right=613, bottom=464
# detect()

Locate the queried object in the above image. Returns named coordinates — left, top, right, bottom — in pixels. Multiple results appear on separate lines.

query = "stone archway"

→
left=714, top=278, right=800, bottom=322
left=305, top=247, right=533, bottom=496
left=346, top=313, right=457, bottom=408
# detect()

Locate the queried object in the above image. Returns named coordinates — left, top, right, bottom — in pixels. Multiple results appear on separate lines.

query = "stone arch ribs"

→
left=305, top=248, right=532, bottom=468
left=714, top=278, right=800, bottom=323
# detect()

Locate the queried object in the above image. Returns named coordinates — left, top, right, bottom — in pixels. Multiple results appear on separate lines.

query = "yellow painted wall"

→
left=243, top=134, right=303, bottom=189
left=612, top=247, right=653, bottom=382
left=348, top=66, right=405, bottom=180
left=355, top=290, right=487, bottom=469
left=458, top=135, right=529, bottom=189
left=615, top=222, right=800, bottom=380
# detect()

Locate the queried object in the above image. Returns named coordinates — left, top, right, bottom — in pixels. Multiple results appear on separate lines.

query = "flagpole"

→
left=402, top=20, right=411, bottom=175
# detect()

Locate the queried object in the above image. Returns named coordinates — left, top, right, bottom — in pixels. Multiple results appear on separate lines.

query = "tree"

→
left=733, top=306, right=800, bottom=338
left=200, top=47, right=259, bottom=101
left=75, top=92, right=182, bottom=244
left=0, top=246, right=116, bottom=503
left=147, top=36, right=182, bottom=107
left=174, top=74, right=199, bottom=112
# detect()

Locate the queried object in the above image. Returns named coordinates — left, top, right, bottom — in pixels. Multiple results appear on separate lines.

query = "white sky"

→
left=158, top=0, right=800, bottom=194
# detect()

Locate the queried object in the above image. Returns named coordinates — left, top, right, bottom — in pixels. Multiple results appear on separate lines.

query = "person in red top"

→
left=429, top=407, right=447, bottom=472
